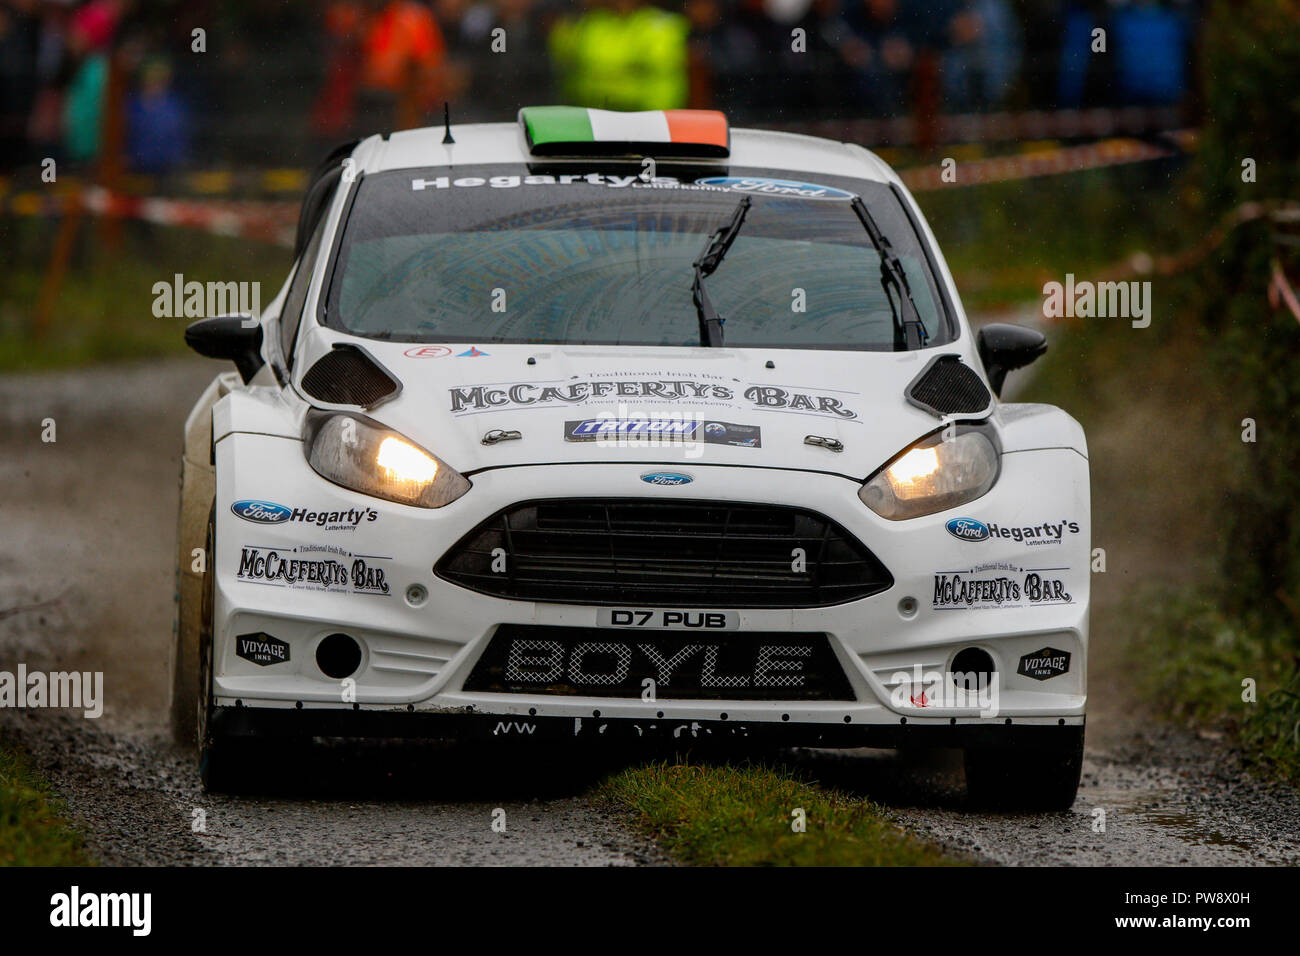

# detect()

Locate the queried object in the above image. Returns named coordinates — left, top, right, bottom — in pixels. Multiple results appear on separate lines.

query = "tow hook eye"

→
left=804, top=435, right=843, bottom=453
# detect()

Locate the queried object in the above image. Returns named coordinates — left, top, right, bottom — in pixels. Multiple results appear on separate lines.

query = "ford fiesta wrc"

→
left=172, top=106, right=1090, bottom=808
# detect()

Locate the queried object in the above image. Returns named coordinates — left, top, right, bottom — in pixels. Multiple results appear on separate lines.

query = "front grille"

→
left=435, top=499, right=893, bottom=608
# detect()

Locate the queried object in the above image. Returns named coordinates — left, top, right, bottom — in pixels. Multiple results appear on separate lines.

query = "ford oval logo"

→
left=231, top=499, right=292, bottom=524
left=946, top=517, right=989, bottom=541
left=694, top=176, right=856, bottom=201
left=641, top=472, right=693, bottom=486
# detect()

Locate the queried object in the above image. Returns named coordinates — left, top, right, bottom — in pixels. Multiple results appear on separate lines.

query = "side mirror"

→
left=977, top=323, right=1047, bottom=397
left=185, top=316, right=265, bottom=384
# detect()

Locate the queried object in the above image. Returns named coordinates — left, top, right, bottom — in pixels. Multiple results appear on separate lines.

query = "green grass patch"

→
left=597, top=761, right=958, bottom=866
left=1130, top=594, right=1300, bottom=784
left=918, top=161, right=1196, bottom=311
left=0, top=738, right=93, bottom=866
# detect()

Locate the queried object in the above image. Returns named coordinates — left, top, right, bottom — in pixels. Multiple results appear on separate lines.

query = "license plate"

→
left=464, top=625, right=854, bottom=700
left=597, top=608, right=739, bottom=630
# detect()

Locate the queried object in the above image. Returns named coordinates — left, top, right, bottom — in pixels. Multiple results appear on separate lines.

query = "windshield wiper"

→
left=692, top=195, right=751, bottom=346
left=850, top=195, right=928, bottom=351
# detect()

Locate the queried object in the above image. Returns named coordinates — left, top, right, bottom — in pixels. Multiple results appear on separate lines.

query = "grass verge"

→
left=920, top=159, right=1195, bottom=311
left=1015, top=268, right=1300, bottom=786
left=0, top=217, right=289, bottom=373
left=596, top=761, right=958, bottom=866
left=1130, top=596, right=1300, bottom=783
left=0, top=737, right=93, bottom=866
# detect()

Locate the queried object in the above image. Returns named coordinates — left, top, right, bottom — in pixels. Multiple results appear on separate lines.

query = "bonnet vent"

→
left=905, top=355, right=992, bottom=417
left=300, top=345, right=399, bottom=409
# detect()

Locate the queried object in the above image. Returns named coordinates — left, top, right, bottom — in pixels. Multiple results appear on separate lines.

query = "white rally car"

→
left=172, top=106, right=1089, bottom=807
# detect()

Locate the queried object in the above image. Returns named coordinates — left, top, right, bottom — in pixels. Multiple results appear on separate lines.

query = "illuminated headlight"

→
left=304, top=412, right=470, bottom=508
left=858, top=427, right=999, bottom=520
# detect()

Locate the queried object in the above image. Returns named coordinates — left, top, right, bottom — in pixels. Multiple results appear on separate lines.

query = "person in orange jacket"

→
left=358, top=0, right=449, bottom=130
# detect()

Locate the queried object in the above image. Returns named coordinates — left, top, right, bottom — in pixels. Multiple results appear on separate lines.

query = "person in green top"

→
left=549, top=0, right=689, bottom=111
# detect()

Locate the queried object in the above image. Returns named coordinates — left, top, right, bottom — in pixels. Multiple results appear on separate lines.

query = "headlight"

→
left=858, top=427, right=999, bottom=520
left=304, top=412, right=470, bottom=508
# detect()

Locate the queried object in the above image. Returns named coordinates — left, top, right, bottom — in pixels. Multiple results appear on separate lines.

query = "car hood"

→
left=293, top=331, right=990, bottom=482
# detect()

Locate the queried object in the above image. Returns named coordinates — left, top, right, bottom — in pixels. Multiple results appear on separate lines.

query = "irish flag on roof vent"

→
left=519, top=106, right=729, bottom=157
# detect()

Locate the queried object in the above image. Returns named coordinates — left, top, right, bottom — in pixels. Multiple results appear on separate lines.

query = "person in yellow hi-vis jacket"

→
left=549, top=0, right=689, bottom=111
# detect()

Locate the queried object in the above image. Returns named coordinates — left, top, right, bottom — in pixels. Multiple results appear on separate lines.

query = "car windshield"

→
left=321, top=164, right=950, bottom=351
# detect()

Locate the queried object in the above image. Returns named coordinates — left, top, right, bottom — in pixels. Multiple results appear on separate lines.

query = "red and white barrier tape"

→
left=2, top=186, right=297, bottom=247
left=900, top=136, right=1182, bottom=192
left=0, top=133, right=1194, bottom=243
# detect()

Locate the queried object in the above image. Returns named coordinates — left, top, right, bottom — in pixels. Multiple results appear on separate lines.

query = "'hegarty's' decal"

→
left=979, top=518, right=1080, bottom=546
left=447, top=377, right=858, bottom=420
left=231, top=501, right=378, bottom=530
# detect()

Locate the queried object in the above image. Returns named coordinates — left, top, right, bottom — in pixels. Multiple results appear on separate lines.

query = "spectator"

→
left=26, top=0, right=77, bottom=161
left=311, top=1, right=365, bottom=143
left=0, top=2, right=1213, bottom=173
left=1111, top=0, right=1188, bottom=105
left=58, top=0, right=133, bottom=164
left=689, top=0, right=784, bottom=113
left=127, top=55, right=189, bottom=173
left=1057, top=0, right=1113, bottom=108
left=836, top=0, right=918, bottom=117
left=0, top=0, right=41, bottom=170
left=549, top=0, right=690, bottom=111
left=357, top=0, right=448, bottom=129
left=454, top=0, right=552, bottom=121
left=943, top=0, right=1022, bottom=111
left=770, top=0, right=857, bottom=118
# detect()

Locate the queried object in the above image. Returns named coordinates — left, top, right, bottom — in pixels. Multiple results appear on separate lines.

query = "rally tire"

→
left=169, top=471, right=201, bottom=747
left=963, top=729, right=1084, bottom=812
left=199, top=737, right=269, bottom=794
left=196, top=506, right=262, bottom=793
left=169, top=565, right=197, bottom=746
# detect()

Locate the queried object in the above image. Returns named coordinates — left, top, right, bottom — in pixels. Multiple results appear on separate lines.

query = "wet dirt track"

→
left=1, top=357, right=1299, bottom=866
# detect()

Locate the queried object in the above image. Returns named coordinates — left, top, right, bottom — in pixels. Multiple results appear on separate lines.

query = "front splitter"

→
left=211, top=705, right=1083, bottom=750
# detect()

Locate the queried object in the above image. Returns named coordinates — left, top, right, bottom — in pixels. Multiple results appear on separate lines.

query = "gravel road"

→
left=2, top=356, right=1298, bottom=866
left=0, top=358, right=662, bottom=866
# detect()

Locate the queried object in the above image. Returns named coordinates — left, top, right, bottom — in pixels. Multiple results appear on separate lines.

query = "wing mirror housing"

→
left=977, top=323, right=1047, bottom=397
left=185, top=316, right=265, bottom=383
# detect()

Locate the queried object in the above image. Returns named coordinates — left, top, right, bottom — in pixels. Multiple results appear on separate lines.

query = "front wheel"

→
left=196, top=507, right=261, bottom=793
left=963, top=728, right=1084, bottom=812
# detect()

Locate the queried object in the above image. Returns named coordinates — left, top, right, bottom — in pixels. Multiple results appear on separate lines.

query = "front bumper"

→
left=212, top=434, right=1090, bottom=730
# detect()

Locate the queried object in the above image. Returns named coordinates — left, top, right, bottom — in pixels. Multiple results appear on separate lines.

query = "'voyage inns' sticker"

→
left=1017, top=647, right=1071, bottom=681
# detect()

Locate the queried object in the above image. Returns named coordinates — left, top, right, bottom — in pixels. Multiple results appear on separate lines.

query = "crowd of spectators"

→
left=0, top=0, right=1200, bottom=174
